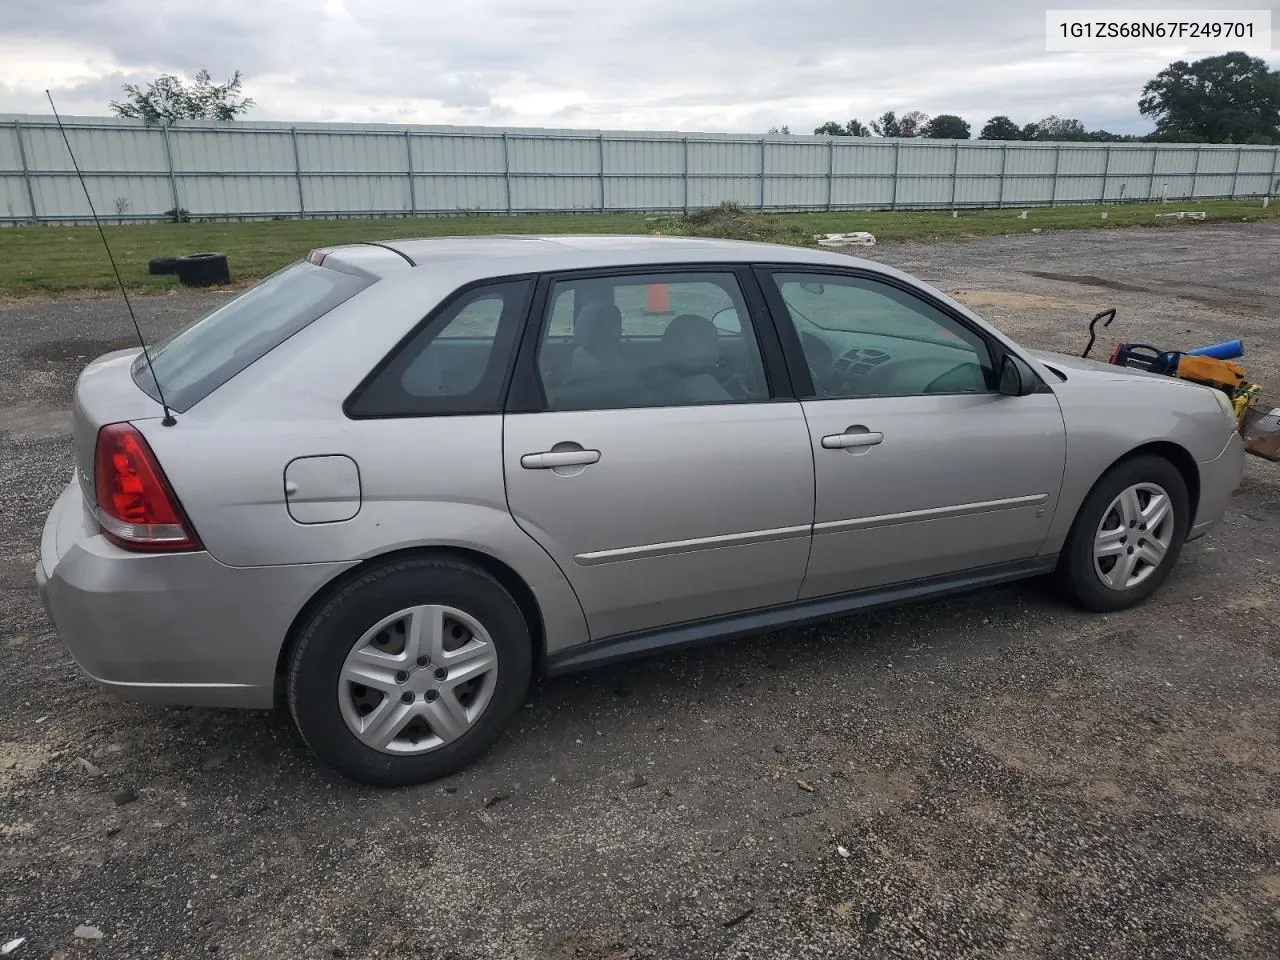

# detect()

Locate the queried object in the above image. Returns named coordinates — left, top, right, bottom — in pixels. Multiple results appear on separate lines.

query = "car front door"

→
left=502, top=267, right=815, bottom=640
left=757, top=268, right=1068, bottom=600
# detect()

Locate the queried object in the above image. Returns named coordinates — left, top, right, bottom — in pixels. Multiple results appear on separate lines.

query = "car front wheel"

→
left=1057, top=454, right=1190, bottom=612
left=287, top=556, right=532, bottom=786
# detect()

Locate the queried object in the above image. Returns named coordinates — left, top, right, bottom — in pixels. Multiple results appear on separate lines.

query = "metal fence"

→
left=2, top=114, right=1278, bottom=224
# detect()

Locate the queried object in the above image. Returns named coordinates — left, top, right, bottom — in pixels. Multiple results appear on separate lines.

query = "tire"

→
left=175, top=252, right=231, bottom=287
left=148, top=256, right=181, bottom=276
left=287, top=556, right=533, bottom=786
left=1056, top=454, right=1190, bottom=612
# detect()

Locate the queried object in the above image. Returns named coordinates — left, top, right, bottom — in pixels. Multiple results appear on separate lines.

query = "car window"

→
left=346, top=279, right=530, bottom=417
left=771, top=273, right=994, bottom=399
left=133, top=260, right=373, bottom=413
left=535, top=272, right=767, bottom=411
left=438, top=295, right=503, bottom=339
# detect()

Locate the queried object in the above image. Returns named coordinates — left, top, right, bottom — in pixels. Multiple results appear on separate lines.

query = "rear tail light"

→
left=93, top=423, right=201, bottom=552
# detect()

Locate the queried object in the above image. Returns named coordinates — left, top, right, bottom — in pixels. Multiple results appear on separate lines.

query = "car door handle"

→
left=520, top=449, right=602, bottom=469
left=821, top=430, right=884, bottom=449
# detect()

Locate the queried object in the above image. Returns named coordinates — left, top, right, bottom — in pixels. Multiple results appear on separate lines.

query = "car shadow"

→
left=108, top=559, right=1209, bottom=806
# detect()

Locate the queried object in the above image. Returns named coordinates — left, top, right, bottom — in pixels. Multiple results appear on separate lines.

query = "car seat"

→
left=569, top=301, right=624, bottom=381
left=655, top=314, right=732, bottom=405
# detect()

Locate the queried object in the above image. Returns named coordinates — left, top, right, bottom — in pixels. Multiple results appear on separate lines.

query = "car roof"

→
left=316, top=234, right=879, bottom=279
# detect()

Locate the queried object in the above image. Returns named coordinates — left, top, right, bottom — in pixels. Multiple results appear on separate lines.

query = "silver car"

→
left=36, top=236, right=1244, bottom=785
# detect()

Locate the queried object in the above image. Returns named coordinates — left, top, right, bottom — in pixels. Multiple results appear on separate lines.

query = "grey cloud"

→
left=290, top=65, right=495, bottom=109
left=0, top=71, right=160, bottom=116
left=429, top=84, right=494, bottom=110
left=1, top=0, right=1274, bottom=134
left=7, top=0, right=322, bottom=76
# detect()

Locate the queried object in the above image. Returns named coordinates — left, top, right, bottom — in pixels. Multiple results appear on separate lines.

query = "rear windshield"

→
left=132, top=260, right=372, bottom=412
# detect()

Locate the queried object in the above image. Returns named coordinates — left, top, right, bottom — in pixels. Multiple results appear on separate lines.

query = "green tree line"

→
left=795, top=53, right=1280, bottom=144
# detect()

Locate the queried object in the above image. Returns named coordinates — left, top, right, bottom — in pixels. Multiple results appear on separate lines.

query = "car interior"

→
left=536, top=279, right=769, bottom=410
left=776, top=278, right=995, bottom=397
left=793, top=324, right=992, bottom=397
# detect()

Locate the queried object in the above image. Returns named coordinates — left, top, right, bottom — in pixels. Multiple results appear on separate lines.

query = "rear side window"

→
left=133, top=261, right=372, bottom=412
left=534, top=272, right=769, bottom=411
left=345, top=278, right=531, bottom=418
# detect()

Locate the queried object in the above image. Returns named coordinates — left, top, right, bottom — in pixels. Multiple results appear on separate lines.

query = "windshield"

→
left=132, top=261, right=372, bottom=412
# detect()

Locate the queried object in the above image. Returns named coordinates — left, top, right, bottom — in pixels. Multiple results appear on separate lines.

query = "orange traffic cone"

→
left=643, top=283, right=671, bottom=315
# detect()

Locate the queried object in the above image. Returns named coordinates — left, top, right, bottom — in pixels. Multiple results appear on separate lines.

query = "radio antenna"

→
left=45, top=90, right=176, bottom=426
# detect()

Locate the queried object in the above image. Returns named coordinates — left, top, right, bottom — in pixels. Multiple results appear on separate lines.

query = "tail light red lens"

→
left=93, top=422, right=201, bottom=552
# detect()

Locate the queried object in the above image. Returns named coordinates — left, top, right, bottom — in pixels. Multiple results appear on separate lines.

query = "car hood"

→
left=1027, top=348, right=1177, bottom=384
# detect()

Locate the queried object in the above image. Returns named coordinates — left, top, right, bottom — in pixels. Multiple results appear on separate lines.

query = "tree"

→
left=1083, top=129, right=1139, bottom=142
left=923, top=114, right=971, bottom=139
left=813, top=119, right=870, bottom=136
left=979, top=115, right=1023, bottom=140
left=766, top=125, right=792, bottom=135
left=870, top=110, right=929, bottom=137
left=1139, top=52, right=1280, bottom=144
left=1030, top=115, right=1088, bottom=141
left=870, top=111, right=901, bottom=137
left=110, top=69, right=254, bottom=125
left=898, top=111, right=929, bottom=137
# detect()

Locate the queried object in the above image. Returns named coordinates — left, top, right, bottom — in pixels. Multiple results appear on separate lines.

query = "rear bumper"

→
left=37, top=479, right=354, bottom=709
left=1188, top=431, right=1245, bottom=541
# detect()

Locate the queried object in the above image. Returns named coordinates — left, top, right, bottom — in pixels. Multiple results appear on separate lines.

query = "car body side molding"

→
left=812, top=493, right=1050, bottom=535
left=574, top=523, right=813, bottom=566
left=543, top=554, right=1059, bottom=676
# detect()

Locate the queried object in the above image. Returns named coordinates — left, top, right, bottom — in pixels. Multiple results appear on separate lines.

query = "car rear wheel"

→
left=1057, top=454, right=1190, bottom=612
left=287, top=556, right=532, bottom=786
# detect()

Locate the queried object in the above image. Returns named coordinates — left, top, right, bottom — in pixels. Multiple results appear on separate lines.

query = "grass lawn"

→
left=0, top=199, right=1276, bottom=299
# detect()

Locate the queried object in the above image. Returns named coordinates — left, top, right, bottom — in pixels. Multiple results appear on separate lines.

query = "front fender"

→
left=1041, top=377, right=1234, bottom=554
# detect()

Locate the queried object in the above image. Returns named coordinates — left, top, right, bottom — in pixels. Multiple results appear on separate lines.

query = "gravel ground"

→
left=2, top=222, right=1279, bottom=960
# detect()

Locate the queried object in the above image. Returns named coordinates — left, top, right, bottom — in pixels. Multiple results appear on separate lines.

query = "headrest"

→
left=574, top=301, right=622, bottom=351
left=661, top=314, right=720, bottom=372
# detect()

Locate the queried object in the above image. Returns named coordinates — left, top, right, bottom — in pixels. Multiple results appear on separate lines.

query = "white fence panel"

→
left=0, top=115, right=1275, bottom=223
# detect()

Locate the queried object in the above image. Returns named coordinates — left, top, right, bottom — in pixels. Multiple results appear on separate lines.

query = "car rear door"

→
left=502, top=266, right=815, bottom=641
left=756, top=267, right=1067, bottom=600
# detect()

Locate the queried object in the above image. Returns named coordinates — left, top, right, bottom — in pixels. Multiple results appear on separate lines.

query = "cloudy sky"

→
left=1, top=0, right=1276, bottom=135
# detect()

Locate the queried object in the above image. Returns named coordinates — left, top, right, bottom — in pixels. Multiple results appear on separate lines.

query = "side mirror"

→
left=998, top=354, right=1037, bottom=397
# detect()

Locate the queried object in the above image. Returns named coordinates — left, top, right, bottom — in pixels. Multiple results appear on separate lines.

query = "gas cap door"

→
left=284, top=455, right=362, bottom=524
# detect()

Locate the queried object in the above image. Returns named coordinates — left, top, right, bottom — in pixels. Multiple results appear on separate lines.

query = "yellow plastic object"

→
left=1233, top=383, right=1260, bottom=423
left=1175, top=355, right=1247, bottom=392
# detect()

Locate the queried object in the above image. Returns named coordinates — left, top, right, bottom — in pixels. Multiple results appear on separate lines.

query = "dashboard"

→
left=799, top=328, right=989, bottom=397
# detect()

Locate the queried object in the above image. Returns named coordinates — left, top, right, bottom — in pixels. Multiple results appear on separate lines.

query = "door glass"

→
left=772, top=273, right=994, bottom=398
left=347, top=279, right=530, bottom=417
left=537, top=272, right=769, bottom=410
